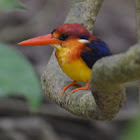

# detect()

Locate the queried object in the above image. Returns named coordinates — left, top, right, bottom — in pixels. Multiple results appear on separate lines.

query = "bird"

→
left=18, top=23, right=111, bottom=94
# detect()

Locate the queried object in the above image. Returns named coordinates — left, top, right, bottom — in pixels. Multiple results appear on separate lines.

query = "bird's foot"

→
left=62, top=80, right=82, bottom=94
left=69, top=82, right=90, bottom=94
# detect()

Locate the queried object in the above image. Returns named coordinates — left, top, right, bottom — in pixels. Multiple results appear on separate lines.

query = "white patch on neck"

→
left=78, top=39, right=89, bottom=43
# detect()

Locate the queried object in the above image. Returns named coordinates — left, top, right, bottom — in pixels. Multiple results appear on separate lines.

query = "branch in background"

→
left=136, top=0, right=140, bottom=42
left=136, top=0, right=140, bottom=105
left=65, top=0, right=104, bottom=32
left=0, top=0, right=68, bottom=43
left=0, top=116, right=59, bottom=140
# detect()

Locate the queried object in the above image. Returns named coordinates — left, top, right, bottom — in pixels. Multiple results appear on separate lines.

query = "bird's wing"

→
left=80, top=40, right=112, bottom=69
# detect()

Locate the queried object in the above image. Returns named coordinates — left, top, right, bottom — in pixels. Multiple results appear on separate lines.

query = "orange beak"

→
left=18, top=34, right=61, bottom=46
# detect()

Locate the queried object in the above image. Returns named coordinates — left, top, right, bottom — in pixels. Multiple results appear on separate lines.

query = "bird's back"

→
left=81, top=39, right=112, bottom=69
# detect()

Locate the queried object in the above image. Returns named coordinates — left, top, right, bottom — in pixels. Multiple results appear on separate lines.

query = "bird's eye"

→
left=59, top=34, right=69, bottom=41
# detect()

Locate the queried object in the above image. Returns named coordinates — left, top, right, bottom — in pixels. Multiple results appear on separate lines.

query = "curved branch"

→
left=41, top=0, right=132, bottom=120
left=42, top=42, right=140, bottom=120
left=90, top=45, right=140, bottom=119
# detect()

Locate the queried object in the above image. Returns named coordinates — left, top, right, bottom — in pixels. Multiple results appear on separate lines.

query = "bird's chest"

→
left=55, top=48, right=91, bottom=82
left=55, top=48, right=74, bottom=65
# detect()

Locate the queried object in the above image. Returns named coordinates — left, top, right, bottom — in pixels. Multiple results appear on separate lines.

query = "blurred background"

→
left=0, top=0, right=139, bottom=140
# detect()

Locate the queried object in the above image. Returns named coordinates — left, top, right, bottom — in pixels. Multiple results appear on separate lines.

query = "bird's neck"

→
left=55, top=44, right=83, bottom=66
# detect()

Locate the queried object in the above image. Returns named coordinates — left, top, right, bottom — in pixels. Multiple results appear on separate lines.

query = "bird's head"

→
left=18, top=23, right=96, bottom=50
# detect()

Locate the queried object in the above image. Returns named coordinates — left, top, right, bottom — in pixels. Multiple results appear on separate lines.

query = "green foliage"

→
left=0, top=0, right=24, bottom=9
left=0, top=43, right=42, bottom=110
left=121, top=115, right=140, bottom=140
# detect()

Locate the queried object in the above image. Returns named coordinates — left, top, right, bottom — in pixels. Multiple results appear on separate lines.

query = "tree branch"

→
left=41, top=0, right=139, bottom=120
left=136, top=0, right=140, bottom=105
left=136, top=0, right=140, bottom=42
left=65, top=0, right=104, bottom=32
left=90, top=45, right=140, bottom=119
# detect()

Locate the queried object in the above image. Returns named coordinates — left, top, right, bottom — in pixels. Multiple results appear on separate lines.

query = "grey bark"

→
left=41, top=0, right=139, bottom=120
left=136, top=0, right=140, bottom=42
left=136, top=0, right=140, bottom=105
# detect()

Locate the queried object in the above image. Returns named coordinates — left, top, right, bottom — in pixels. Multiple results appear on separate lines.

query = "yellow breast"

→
left=60, top=58, right=91, bottom=82
left=55, top=46, right=91, bottom=82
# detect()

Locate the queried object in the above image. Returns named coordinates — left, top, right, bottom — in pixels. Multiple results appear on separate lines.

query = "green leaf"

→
left=121, top=115, right=140, bottom=140
left=0, top=43, right=42, bottom=110
left=0, top=0, right=25, bottom=9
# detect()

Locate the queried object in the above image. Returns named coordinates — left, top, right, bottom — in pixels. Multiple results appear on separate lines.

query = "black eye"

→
left=59, top=34, right=69, bottom=41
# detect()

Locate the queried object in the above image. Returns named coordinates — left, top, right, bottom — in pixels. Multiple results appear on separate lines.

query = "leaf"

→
left=121, top=115, right=140, bottom=140
left=0, top=43, right=42, bottom=110
left=0, top=0, right=25, bottom=10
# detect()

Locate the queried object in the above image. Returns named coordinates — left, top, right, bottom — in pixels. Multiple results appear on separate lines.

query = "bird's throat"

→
left=53, top=44, right=62, bottom=50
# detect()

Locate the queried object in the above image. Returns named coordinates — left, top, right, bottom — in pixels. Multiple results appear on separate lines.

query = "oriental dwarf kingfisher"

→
left=18, top=23, right=111, bottom=94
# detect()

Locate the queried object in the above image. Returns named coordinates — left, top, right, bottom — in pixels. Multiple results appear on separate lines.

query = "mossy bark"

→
left=41, top=0, right=139, bottom=120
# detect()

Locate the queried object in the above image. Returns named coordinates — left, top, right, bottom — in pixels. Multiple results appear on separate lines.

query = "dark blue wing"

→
left=81, top=40, right=111, bottom=69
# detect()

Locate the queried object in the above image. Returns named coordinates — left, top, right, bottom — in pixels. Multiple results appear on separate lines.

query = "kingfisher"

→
left=18, top=23, right=111, bottom=94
